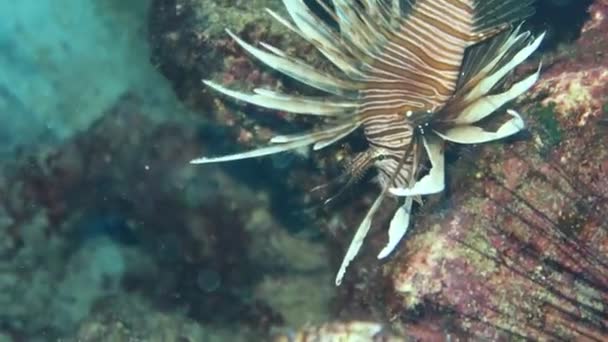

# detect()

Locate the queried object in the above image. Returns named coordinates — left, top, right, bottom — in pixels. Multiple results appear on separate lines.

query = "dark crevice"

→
left=529, top=0, right=594, bottom=51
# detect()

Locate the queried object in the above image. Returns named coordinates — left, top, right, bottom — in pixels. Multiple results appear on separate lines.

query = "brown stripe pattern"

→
left=359, top=0, right=479, bottom=188
left=194, top=0, right=541, bottom=286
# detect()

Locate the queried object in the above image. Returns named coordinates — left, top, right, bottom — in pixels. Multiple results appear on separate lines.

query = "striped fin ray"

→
left=270, top=120, right=360, bottom=149
left=271, top=1, right=413, bottom=81
left=203, top=81, right=358, bottom=116
left=225, top=29, right=360, bottom=97
left=361, top=0, right=399, bottom=24
left=358, top=0, right=480, bottom=116
left=462, top=31, right=544, bottom=103
left=190, top=120, right=359, bottom=164
left=333, top=0, right=394, bottom=57
left=335, top=137, right=418, bottom=286
left=277, top=0, right=366, bottom=79
left=457, top=26, right=522, bottom=89
left=440, top=28, right=543, bottom=122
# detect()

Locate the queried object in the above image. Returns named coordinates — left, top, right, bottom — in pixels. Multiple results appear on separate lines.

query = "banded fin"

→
left=278, top=0, right=366, bottom=79
left=191, top=121, right=358, bottom=164
left=203, top=80, right=357, bottom=116
left=335, top=187, right=387, bottom=286
left=464, top=32, right=545, bottom=102
left=435, top=109, right=525, bottom=144
left=226, top=29, right=359, bottom=97
left=454, top=64, right=541, bottom=125
left=457, top=26, right=519, bottom=89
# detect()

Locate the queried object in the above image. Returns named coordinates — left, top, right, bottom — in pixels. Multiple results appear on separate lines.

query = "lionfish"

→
left=192, top=0, right=544, bottom=285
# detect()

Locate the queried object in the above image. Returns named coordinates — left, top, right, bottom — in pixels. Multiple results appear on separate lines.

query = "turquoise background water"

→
left=0, top=0, right=179, bottom=155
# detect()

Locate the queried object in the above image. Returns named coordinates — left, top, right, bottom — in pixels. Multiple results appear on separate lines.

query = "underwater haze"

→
left=0, top=0, right=178, bottom=155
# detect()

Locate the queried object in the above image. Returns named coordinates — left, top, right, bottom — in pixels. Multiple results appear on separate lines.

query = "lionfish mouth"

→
left=191, top=0, right=545, bottom=286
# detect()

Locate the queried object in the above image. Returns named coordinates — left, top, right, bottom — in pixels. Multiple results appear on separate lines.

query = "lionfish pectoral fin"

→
left=377, top=196, right=413, bottom=259
left=466, top=32, right=545, bottom=101
left=452, top=64, right=541, bottom=125
left=202, top=80, right=356, bottom=116
left=224, top=29, right=358, bottom=97
left=335, top=189, right=387, bottom=286
left=434, top=109, right=525, bottom=145
left=313, top=123, right=360, bottom=151
left=390, top=136, right=445, bottom=197
left=189, top=137, right=317, bottom=164
left=192, top=120, right=361, bottom=164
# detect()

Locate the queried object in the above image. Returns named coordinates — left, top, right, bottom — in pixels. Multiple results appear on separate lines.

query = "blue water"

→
left=0, top=0, right=177, bottom=154
left=0, top=0, right=190, bottom=340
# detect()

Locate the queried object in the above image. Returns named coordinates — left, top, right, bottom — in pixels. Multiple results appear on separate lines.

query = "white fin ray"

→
left=377, top=196, right=413, bottom=259
left=265, top=8, right=299, bottom=33
left=435, top=109, right=525, bottom=145
left=226, top=30, right=358, bottom=96
left=466, top=32, right=545, bottom=101
left=335, top=188, right=388, bottom=286
left=190, top=136, right=315, bottom=164
left=452, top=64, right=541, bottom=124
left=333, top=0, right=378, bottom=54
left=192, top=120, right=361, bottom=164
left=390, top=136, right=445, bottom=197
left=277, top=1, right=366, bottom=78
left=282, top=0, right=335, bottom=45
left=460, top=26, right=528, bottom=93
left=270, top=121, right=357, bottom=144
left=313, top=123, right=360, bottom=150
left=203, top=81, right=357, bottom=116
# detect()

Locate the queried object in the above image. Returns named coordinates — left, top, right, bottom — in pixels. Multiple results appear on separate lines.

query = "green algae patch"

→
left=530, top=104, right=562, bottom=154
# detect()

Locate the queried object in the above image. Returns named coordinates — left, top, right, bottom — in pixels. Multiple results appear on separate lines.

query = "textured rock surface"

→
left=0, top=95, right=333, bottom=339
left=0, top=0, right=179, bottom=156
left=380, top=1, right=608, bottom=339
left=271, top=321, right=405, bottom=342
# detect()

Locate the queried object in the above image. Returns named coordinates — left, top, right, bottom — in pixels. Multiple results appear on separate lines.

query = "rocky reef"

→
left=145, top=0, right=608, bottom=339
left=383, top=1, right=608, bottom=340
left=0, top=0, right=606, bottom=341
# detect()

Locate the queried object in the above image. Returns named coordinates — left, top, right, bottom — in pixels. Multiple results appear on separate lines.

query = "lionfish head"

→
left=191, top=0, right=544, bottom=285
